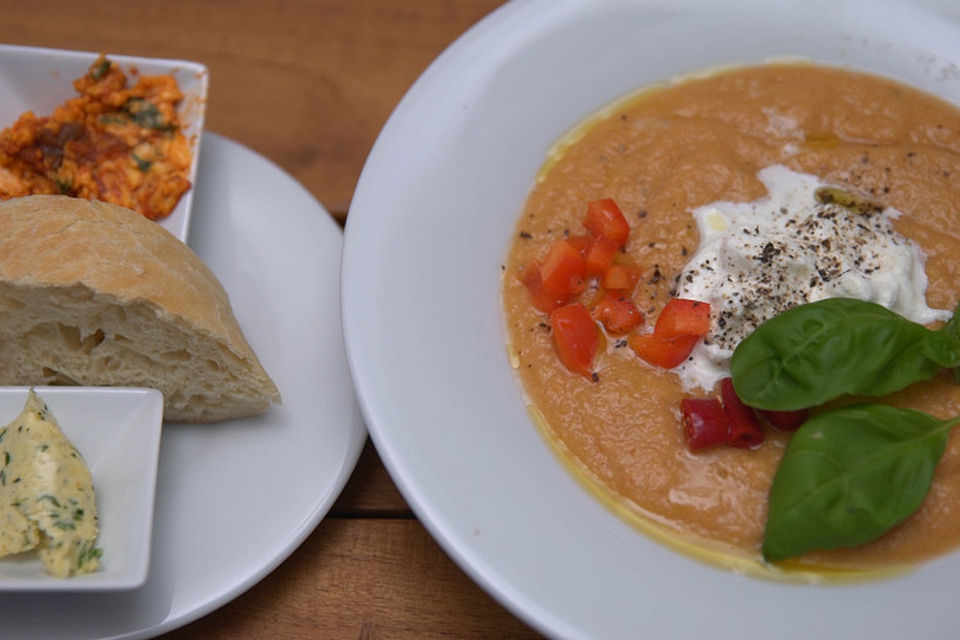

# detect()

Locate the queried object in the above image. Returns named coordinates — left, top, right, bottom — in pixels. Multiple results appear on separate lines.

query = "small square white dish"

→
left=0, top=386, right=163, bottom=591
left=0, top=44, right=208, bottom=243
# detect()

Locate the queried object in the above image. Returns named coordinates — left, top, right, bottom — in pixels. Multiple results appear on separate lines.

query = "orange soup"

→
left=502, top=63, right=960, bottom=577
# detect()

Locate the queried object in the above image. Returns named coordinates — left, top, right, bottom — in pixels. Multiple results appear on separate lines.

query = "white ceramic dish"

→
left=0, top=133, right=366, bottom=639
left=342, top=1, right=960, bottom=638
left=0, top=386, right=162, bottom=592
left=0, top=44, right=208, bottom=242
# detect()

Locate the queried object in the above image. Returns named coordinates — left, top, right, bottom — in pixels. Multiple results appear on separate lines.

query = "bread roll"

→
left=0, top=195, right=280, bottom=422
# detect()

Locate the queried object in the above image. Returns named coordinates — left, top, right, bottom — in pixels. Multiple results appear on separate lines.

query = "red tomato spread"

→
left=0, top=54, right=192, bottom=220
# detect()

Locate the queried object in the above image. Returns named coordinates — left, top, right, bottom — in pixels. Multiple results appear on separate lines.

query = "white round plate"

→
left=342, top=1, right=960, bottom=639
left=0, top=133, right=366, bottom=639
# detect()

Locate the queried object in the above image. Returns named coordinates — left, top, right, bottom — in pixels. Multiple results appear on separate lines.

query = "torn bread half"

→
left=0, top=195, right=280, bottom=422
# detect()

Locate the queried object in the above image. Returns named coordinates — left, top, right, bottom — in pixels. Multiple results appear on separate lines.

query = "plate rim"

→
left=0, top=132, right=366, bottom=639
left=143, top=132, right=367, bottom=638
left=342, top=1, right=960, bottom=639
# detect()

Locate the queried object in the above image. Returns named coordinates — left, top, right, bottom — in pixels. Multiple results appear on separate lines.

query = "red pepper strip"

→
left=592, top=291, right=644, bottom=335
left=584, top=198, right=630, bottom=247
left=584, top=235, right=620, bottom=277
left=655, top=298, right=711, bottom=339
left=628, top=333, right=699, bottom=369
left=540, top=239, right=587, bottom=295
left=681, top=397, right=729, bottom=451
left=720, top=377, right=764, bottom=449
left=566, top=233, right=594, bottom=255
left=758, top=408, right=809, bottom=432
left=518, top=262, right=570, bottom=313
left=550, top=303, right=599, bottom=379
left=601, top=264, right=642, bottom=293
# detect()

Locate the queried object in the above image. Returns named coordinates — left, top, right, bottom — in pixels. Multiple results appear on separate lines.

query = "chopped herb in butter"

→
left=0, top=390, right=100, bottom=577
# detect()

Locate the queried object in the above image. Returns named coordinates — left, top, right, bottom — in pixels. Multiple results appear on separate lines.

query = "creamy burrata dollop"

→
left=674, top=165, right=950, bottom=392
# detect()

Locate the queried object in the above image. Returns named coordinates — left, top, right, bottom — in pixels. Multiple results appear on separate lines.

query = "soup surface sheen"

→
left=502, top=63, right=960, bottom=574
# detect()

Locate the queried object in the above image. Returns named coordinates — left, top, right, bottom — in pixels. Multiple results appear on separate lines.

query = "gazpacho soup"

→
left=502, top=62, right=960, bottom=579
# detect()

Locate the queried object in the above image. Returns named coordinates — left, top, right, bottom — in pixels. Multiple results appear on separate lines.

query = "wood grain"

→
left=0, top=0, right=507, bottom=219
left=332, top=440, right=409, bottom=515
left=163, top=519, right=542, bottom=640
left=0, top=1, right=546, bottom=637
left=0, top=1, right=543, bottom=637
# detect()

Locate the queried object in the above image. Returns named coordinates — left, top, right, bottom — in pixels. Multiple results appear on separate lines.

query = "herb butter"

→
left=0, top=390, right=100, bottom=577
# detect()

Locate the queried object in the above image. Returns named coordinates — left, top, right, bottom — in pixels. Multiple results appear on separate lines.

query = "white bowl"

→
left=0, top=44, right=208, bottom=243
left=342, top=1, right=960, bottom=638
left=0, top=387, right=163, bottom=591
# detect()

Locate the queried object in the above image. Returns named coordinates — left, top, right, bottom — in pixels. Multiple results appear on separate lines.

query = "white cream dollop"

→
left=673, top=165, right=950, bottom=392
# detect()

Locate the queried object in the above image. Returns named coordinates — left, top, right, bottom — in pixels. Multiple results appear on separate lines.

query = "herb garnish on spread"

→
left=0, top=54, right=192, bottom=220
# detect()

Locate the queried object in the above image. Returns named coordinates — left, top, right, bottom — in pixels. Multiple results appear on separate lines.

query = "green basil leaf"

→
left=730, top=298, right=960, bottom=411
left=762, top=404, right=959, bottom=562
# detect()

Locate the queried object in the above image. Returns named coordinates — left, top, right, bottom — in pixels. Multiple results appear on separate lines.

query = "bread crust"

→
left=0, top=195, right=280, bottom=421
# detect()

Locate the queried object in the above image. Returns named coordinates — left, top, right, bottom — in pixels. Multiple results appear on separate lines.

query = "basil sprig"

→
left=726, top=297, right=960, bottom=562
left=730, top=298, right=960, bottom=411
left=763, top=404, right=959, bottom=562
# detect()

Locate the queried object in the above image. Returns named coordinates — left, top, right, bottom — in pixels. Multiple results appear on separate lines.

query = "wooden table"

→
left=0, top=2, right=542, bottom=637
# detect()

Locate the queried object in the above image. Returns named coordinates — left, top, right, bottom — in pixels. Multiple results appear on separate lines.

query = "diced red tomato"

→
left=758, top=408, right=809, bottom=432
left=654, top=298, right=711, bottom=339
left=601, top=264, right=642, bottom=293
left=584, top=198, right=630, bottom=247
left=584, top=236, right=620, bottom=277
left=628, top=332, right=700, bottom=369
left=592, top=292, right=644, bottom=335
left=577, top=285, right=606, bottom=310
left=566, top=233, right=594, bottom=255
left=720, top=378, right=764, bottom=449
left=540, top=239, right=588, bottom=295
left=550, top=303, right=599, bottom=379
left=518, top=262, right=570, bottom=313
left=681, top=397, right=729, bottom=451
